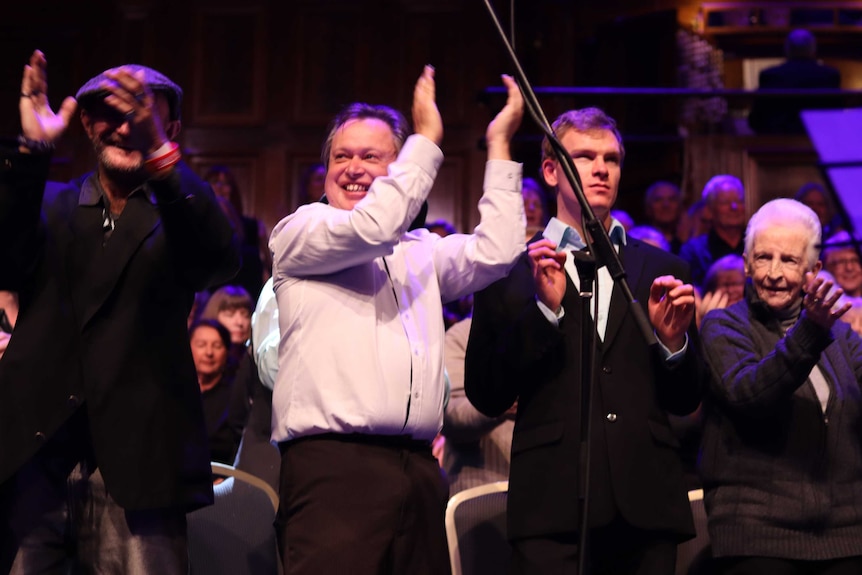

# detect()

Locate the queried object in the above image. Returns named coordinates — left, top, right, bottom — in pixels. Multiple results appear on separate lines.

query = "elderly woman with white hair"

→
left=699, top=198, right=862, bottom=574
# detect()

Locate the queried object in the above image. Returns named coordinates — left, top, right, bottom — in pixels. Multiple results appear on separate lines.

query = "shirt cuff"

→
left=655, top=331, right=688, bottom=366
left=399, top=134, right=444, bottom=180
left=483, top=160, right=522, bottom=194
left=536, top=297, right=564, bottom=326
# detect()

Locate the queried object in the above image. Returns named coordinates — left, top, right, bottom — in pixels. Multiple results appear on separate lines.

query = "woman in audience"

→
left=201, top=285, right=253, bottom=360
left=205, top=165, right=269, bottom=298
left=699, top=198, right=862, bottom=574
left=190, top=319, right=247, bottom=465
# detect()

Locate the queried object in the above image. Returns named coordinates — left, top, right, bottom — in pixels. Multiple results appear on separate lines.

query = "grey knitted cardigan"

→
left=700, top=290, right=862, bottom=560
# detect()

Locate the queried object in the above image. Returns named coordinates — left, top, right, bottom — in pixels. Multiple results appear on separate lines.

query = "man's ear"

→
left=80, top=109, right=93, bottom=137
left=165, top=120, right=181, bottom=141
left=541, top=158, right=558, bottom=188
left=813, top=260, right=823, bottom=275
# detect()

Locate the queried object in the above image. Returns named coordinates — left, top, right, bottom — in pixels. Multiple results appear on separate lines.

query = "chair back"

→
left=445, top=481, right=510, bottom=575
left=188, top=462, right=280, bottom=575
left=676, top=488, right=712, bottom=575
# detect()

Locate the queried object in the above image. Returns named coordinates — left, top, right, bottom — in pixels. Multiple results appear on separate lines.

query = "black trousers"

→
left=276, top=434, right=451, bottom=575
left=509, top=517, right=678, bottom=575
left=716, top=556, right=862, bottom=575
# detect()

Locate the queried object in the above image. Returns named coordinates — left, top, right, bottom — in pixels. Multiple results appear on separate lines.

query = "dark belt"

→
left=279, top=432, right=431, bottom=455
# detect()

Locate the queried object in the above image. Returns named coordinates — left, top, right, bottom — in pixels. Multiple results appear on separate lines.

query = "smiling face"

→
left=323, top=118, right=399, bottom=211
left=824, top=247, right=862, bottom=297
left=543, top=128, right=622, bottom=228
left=81, top=94, right=175, bottom=177
left=746, top=225, right=820, bottom=312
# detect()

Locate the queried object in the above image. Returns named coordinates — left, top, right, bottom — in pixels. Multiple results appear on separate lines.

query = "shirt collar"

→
left=543, top=216, right=627, bottom=252
left=78, top=172, right=155, bottom=207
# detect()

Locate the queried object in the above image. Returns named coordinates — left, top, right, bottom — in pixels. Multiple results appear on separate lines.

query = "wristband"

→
left=145, top=141, right=181, bottom=175
left=17, top=134, right=55, bottom=155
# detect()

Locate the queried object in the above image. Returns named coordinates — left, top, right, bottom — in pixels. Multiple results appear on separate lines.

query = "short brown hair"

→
left=541, top=107, right=625, bottom=164
left=201, top=285, right=253, bottom=320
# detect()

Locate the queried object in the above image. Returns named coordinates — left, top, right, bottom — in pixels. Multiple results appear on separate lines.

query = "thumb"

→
left=58, top=97, right=78, bottom=125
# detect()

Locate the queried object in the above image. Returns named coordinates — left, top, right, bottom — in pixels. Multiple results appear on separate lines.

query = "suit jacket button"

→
left=34, top=431, right=46, bottom=441
left=602, top=366, right=612, bottom=374
left=68, top=395, right=81, bottom=408
left=606, top=413, right=617, bottom=422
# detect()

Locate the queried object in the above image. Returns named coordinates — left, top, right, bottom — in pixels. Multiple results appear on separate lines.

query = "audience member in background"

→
left=299, top=162, right=326, bottom=205
left=700, top=198, right=862, bottom=574
left=748, top=29, right=842, bottom=135
left=680, top=175, right=746, bottom=289
left=643, top=180, right=684, bottom=253
left=0, top=291, right=18, bottom=362
left=610, top=208, right=634, bottom=231
left=205, top=164, right=269, bottom=298
left=673, top=253, right=745, bottom=489
left=424, top=220, right=472, bottom=329
left=523, top=176, right=551, bottom=240
left=696, top=254, right=746, bottom=328
left=822, top=230, right=862, bottom=298
left=628, top=225, right=671, bottom=251
left=441, top=316, right=514, bottom=495
left=231, top=278, right=282, bottom=490
left=796, top=182, right=841, bottom=239
left=187, top=290, right=211, bottom=329
left=201, top=285, right=253, bottom=357
left=190, top=319, right=246, bottom=466
left=678, top=198, right=713, bottom=243
left=425, top=218, right=456, bottom=237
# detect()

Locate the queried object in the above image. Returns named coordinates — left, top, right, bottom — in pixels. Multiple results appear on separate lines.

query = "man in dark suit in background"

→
left=748, top=29, right=842, bottom=135
left=465, top=107, right=704, bottom=574
left=0, top=50, right=239, bottom=573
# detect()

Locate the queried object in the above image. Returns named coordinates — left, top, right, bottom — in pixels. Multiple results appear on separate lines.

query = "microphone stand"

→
left=480, top=1, right=659, bottom=572
left=573, top=250, right=597, bottom=573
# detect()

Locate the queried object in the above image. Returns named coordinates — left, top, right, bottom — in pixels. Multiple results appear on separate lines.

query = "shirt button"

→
left=602, top=366, right=612, bottom=374
left=606, top=413, right=617, bottom=422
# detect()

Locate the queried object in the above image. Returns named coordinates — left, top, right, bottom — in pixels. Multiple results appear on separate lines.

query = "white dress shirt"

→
left=268, top=134, right=524, bottom=443
left=536, top=217, right=687, bottom=359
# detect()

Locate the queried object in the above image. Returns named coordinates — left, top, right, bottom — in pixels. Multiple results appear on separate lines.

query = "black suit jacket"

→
left=0, top=151, right=240, bottom=511
left=748, top=60, right=842, bottom=134
left=465, top=237, right=703, bottom=540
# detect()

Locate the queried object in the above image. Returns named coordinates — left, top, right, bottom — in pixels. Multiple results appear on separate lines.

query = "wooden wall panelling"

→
left=425, top=156, right=466, bottom=232
left=191, top=4, right=267, bottom=125
left=398, top=6, right=471, bottom=127
left=686, top=133, right=820, bottom=213
left=290, top=4, right=383, bottom=126
left=187, top=154, right=261, bottom=215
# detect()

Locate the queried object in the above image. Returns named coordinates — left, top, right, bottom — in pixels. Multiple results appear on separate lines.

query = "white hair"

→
left=702, top=175, right=744, bottom=204
left=744, top=198, right=821, bottom=268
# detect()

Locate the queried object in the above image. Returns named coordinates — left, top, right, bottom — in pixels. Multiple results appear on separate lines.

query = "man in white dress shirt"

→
left=268, top=67, right=525, bottom=574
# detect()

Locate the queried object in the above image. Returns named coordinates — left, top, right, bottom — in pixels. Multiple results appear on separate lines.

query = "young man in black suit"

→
left=465, top=107, right=704, bottom=574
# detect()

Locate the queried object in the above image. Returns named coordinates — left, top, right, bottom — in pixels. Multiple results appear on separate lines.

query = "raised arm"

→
left=19, top=50, right=77, bottom=153
left=431, top=74, right=526, bottom=302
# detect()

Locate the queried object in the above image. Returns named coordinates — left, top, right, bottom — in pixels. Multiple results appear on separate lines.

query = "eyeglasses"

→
left=828, top=257, right=861, bottom=269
